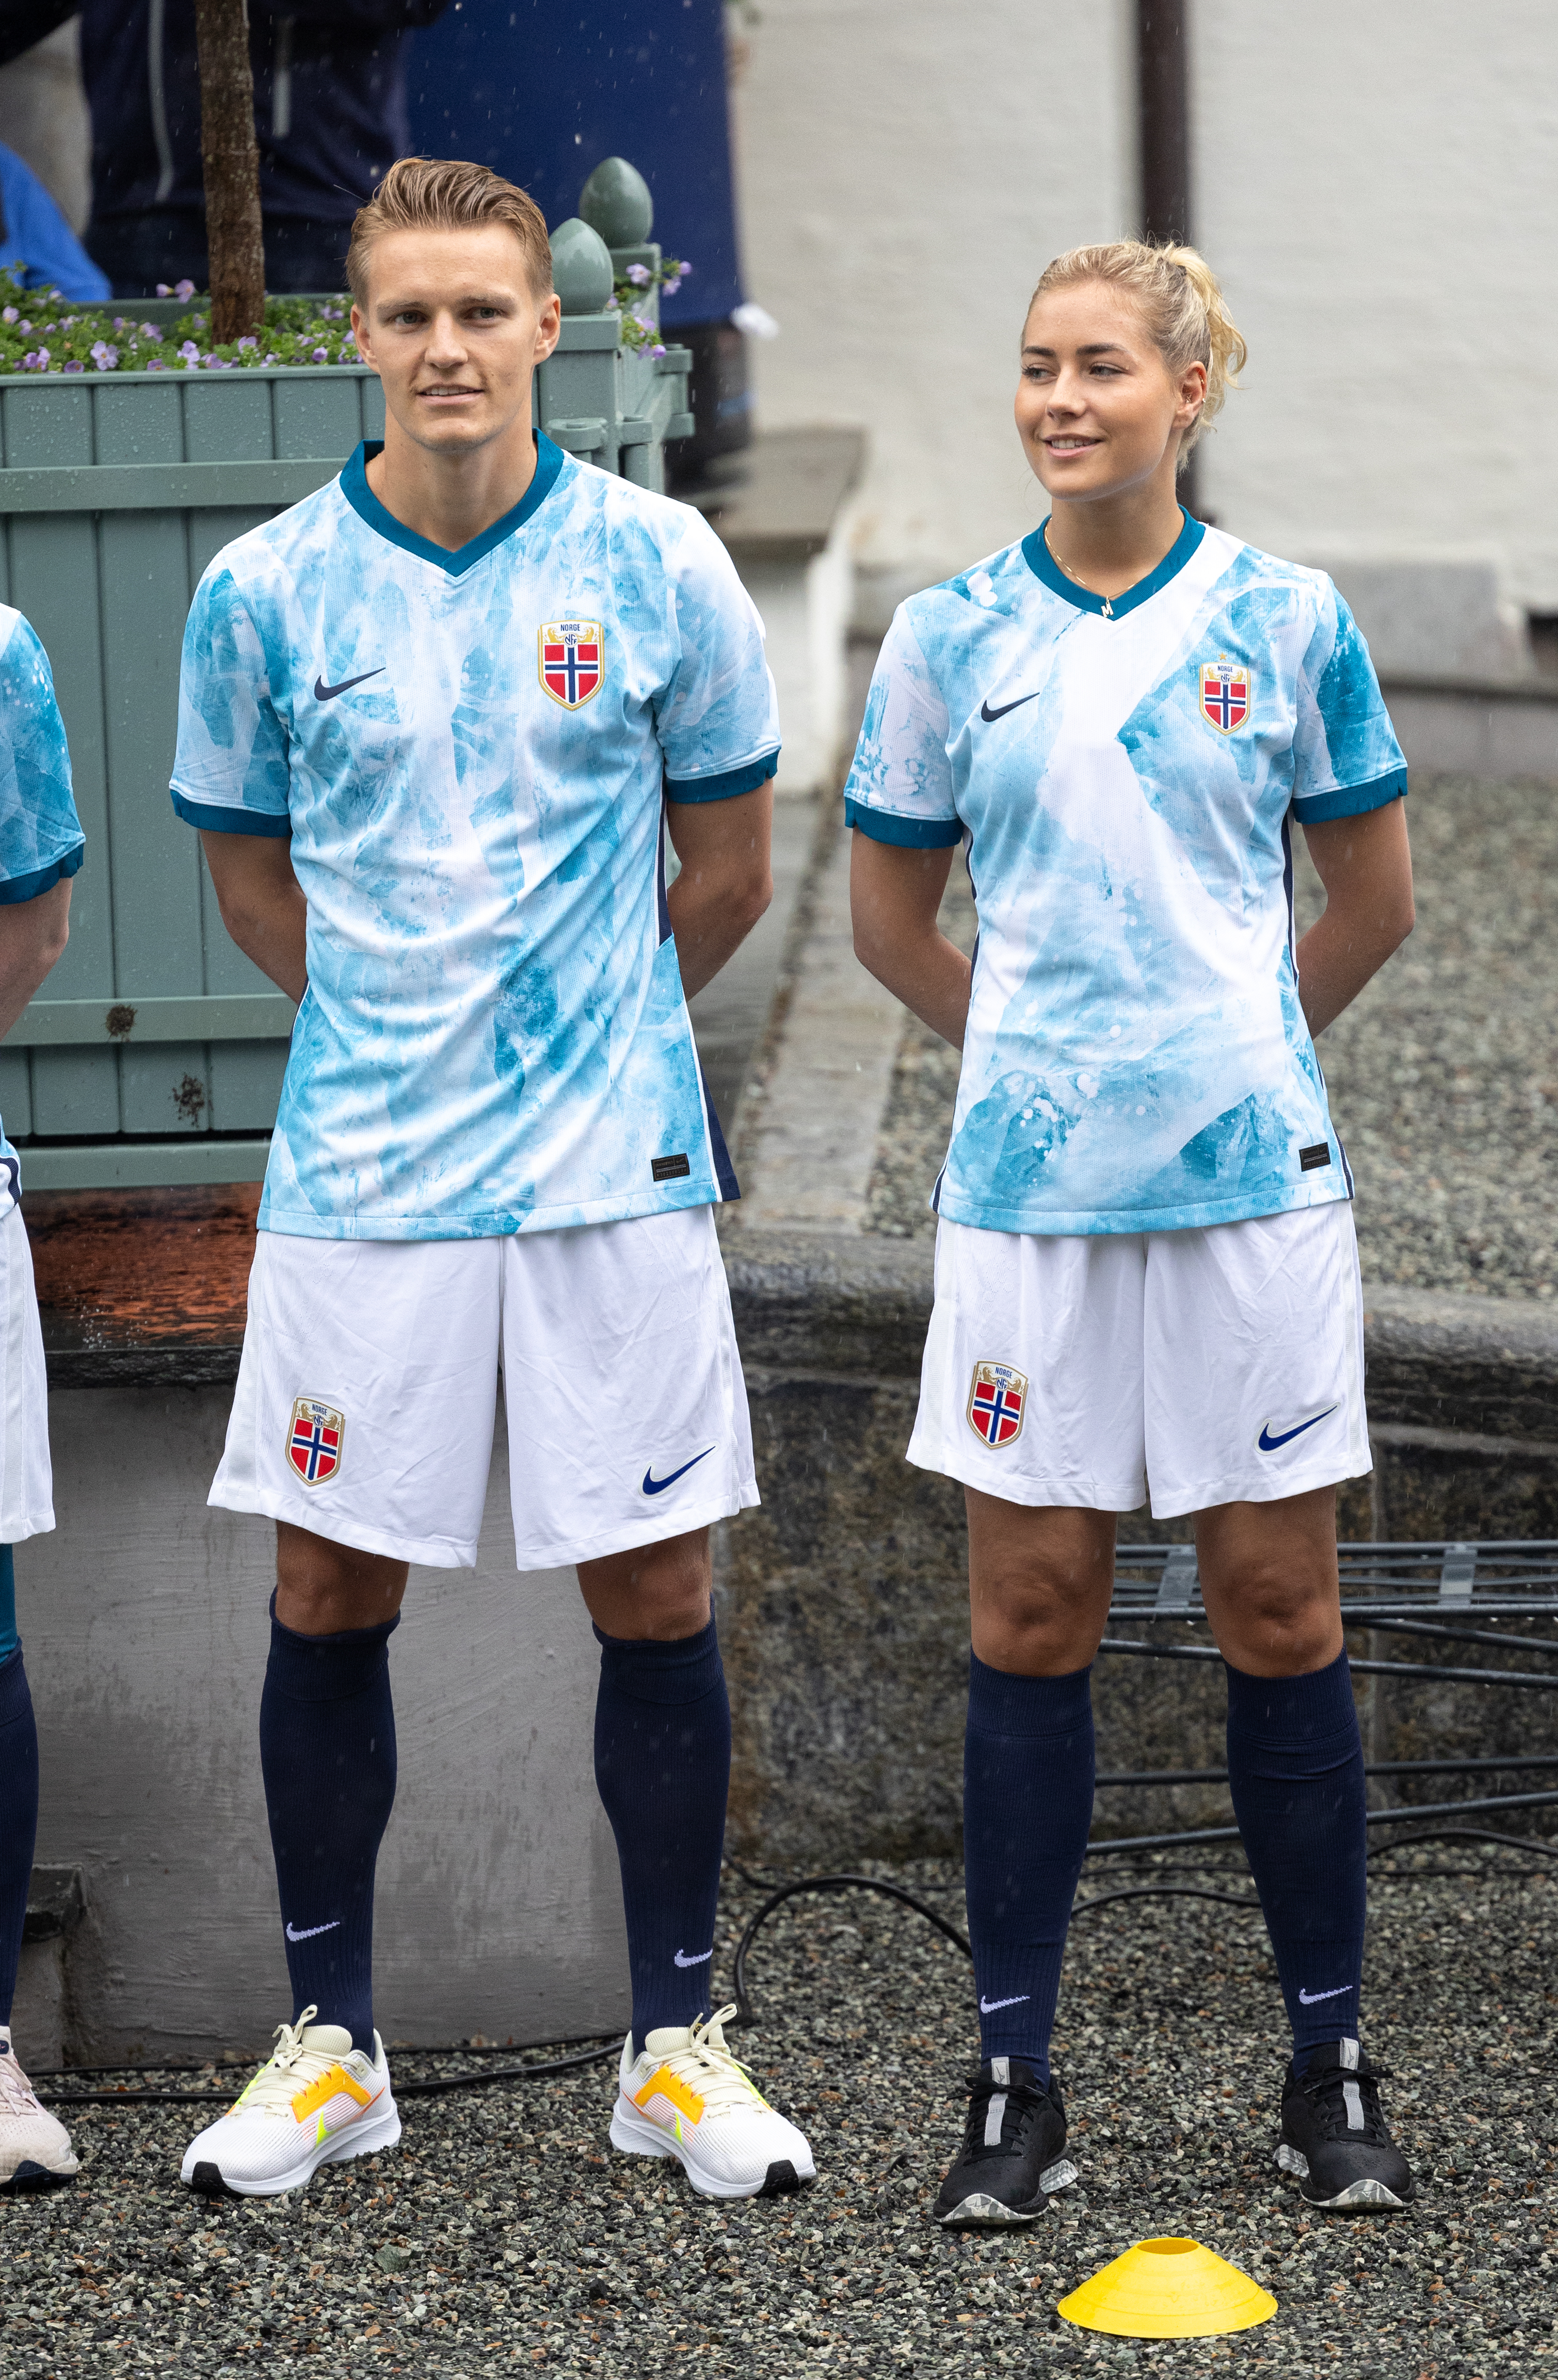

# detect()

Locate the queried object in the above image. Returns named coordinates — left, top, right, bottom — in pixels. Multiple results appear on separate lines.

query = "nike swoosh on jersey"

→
left=977, top=1992, right=1031, bottom=2013
left=673, top=1947, right=714, bottom=1968
left=642, top=1448, right=715, bottom=1495
left=979, top=692, right=1042, bottom=723
left=285, top=1919, right=342, bottom=1941
left=1297, top=1983, right=1352, bottom=2004
left=314, top=667, right=386, bottom=701
left=1257, top=1407, right=1338, bottom=1452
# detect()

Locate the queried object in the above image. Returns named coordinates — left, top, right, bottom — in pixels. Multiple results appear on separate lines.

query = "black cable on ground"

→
left=37, top=2039, right=622, bottom=2109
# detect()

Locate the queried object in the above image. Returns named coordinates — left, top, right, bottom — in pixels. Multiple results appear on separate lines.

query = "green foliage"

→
left=610, top=257, right=690, bottom=354
left=0, top=271, right=360, bottom=376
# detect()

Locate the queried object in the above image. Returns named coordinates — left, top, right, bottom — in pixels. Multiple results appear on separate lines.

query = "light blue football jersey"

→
left=172, top=437, right=779, bottom=1241
left=0, top=607, right=85, bottom=1216
left=844, top=513, right=1407, bottom=1236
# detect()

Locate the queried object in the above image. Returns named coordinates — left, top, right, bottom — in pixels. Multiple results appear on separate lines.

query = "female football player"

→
left=847, top=241, right=1416, bottom=2223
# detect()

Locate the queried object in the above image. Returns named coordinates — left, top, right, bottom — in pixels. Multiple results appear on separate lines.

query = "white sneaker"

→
left=180, top=2006, right=400, bottom=2198
left=609, top=2003, right=814, bottom=2199
left=0, top=2027, right=78, bottom=2187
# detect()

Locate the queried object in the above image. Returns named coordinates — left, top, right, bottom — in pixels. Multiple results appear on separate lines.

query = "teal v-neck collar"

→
left=1021, top=507, right=1205, bottom=619
left=340, top=431, right=566, bottom=575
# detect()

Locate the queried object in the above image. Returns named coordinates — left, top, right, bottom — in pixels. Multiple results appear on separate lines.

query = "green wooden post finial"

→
left=550, top=217, right=615, bottom=316
left=579, top=157, right=654, bottom=248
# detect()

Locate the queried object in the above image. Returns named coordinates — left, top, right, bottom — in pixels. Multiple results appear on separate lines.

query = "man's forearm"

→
left=0, top=878, right=72, bottom=1040
left=199, top=832, right=309, bottom=1003
left=667, top=872, right=768, bottom=1002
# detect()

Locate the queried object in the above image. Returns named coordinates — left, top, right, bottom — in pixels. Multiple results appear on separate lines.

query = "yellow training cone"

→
left=1058, top=2236, right=1277, bottom=2339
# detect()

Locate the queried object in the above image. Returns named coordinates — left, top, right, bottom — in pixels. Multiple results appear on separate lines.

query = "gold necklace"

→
left=1043, top=523, right=1115, bottom=619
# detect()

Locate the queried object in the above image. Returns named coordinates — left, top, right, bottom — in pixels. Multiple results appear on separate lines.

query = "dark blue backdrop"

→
left=405, top=0, right=744, bottom=326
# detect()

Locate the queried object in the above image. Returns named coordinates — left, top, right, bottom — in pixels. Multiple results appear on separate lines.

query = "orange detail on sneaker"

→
left=291, top=2064, right=374, bottom=2122
left=634, top=2067, right=705, bottom=2125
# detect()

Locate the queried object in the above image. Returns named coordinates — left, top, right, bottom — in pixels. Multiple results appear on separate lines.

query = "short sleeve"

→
left=655, top=510, right=781, bottom=802
left=170, top=564, right=293, bottom=837
left=0, top=611, right=86, bottom=904
left=843, top=605, right=961, bottom=848
left=1290, top=581, right=1408, bottom=825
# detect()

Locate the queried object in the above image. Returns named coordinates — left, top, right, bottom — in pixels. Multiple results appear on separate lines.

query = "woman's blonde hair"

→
left=1027, top=241, right=1247, bottom=464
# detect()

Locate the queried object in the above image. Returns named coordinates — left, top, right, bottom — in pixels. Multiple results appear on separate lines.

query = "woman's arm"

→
left=850, top=832, right=970, bottom=1048
left=1296, top=796, right=1415, bottom=1037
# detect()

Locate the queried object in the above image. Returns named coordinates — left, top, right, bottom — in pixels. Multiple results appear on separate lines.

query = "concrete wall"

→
left=0, top=23, right=91, bottom=234
left=18, top=1386, right=629, bottom=2064
left=732, top=0, right=1558, bottom=656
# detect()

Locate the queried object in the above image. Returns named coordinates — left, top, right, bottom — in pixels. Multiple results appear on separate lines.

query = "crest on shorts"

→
left=1199, top=657, right=1251, bottom=733
left=968, top=1360, right=1026, bottom=1449
left=287, top=1396, right=344, bottom=1486
left=539, top=617, right=604, bottom=709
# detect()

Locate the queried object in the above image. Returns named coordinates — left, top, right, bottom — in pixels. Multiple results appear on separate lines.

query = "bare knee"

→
left=577, top=1528, right=712, bottom=1641
left=965, top=1494, right=1116, bottom=1678
left=275, top=1523, right=409, bottom=1636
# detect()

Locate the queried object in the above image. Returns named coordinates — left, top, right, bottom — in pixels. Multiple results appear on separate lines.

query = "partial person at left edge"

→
left=0, top=0, right=451, bottom=299
left=0, top=140, right=108, bottom=301
left=0, top=606, right=86, bottom=2190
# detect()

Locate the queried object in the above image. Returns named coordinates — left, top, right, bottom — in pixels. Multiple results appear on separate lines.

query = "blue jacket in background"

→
left=0, top=141, right=108, bottom=301
left=0, top=0, right=449, bottom=233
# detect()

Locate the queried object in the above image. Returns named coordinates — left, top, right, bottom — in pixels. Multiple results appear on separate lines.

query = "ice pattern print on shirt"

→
left=844, top=514, right=1406, bottom=1238
left=169, top=438, right=780, bottom=1242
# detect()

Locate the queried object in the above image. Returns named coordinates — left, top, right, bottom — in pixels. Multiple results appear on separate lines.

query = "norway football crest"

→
left=287, top=1396, right=344, bottom=1486
left=968, top=1360, right=1026, bottom=1449
left=539, top=618, right=604, bottom=709
left=1199, top=658, right=1251, bottom=733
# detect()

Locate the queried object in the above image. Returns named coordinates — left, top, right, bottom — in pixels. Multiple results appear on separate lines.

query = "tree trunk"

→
left=194, top=0, right=265, bottom=343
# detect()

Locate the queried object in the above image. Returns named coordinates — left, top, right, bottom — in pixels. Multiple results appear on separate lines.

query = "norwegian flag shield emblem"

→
left=1199, top=659, right=1251, bottom=733
left=967, top=1360, right=1027, bottom=1449
left=539, top=617, right=604, bottom=709
left=287, top=1396, right=344, bottom=1486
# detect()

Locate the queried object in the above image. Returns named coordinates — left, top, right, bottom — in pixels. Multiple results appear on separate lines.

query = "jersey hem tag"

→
left=651, top=1153, right=692, bottom=1182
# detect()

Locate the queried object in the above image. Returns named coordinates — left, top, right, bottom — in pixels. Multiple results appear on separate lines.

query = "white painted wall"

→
left=730, top=0, right=1137, bottom=606
left=732, top=0, right=1558, bottom=637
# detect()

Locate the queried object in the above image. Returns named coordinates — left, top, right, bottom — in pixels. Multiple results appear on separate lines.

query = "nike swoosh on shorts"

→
left=979, top=692, right=1041, bottom=723
left=314, top=667, right=386, bottom=701
left=642, top=1448, right=714, bottom=1496
left=1257, top=1407, right=1338, bottom=1452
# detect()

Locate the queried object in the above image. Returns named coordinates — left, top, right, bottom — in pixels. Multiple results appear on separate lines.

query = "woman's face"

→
left=1015, top=282, right=1206, bottom=506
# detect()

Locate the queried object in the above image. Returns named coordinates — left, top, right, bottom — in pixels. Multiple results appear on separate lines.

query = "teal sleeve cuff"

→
left=1291, top=766, right=1408, bottom=825
left=663, top=749, right=781, bottom=804
left=0, top=842, right=85, bottom=904
left=845, top=797, right=963, bottom=849
left=171, top=789, right=291, bottom=838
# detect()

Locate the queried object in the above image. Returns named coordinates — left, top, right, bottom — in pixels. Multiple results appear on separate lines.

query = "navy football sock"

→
left=962, top=1654, right=1095, bottom=2081
left=593, top=1616, right=730, bottom=2046
left=260, top=1596, right=398, bottom=2056
left=1225, top=1650, right=1367, bottom=2064
left=0, top=1559, right=39, bottom=2027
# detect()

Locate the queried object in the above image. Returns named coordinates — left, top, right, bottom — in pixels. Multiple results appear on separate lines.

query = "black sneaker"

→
left=1277, top=2038, right=1416, bottom=2211
left=933, top=2057, right=1078, bottom=2227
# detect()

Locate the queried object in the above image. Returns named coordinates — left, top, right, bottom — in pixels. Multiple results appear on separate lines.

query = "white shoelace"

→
left=644, top=2006, right=768, bottom=2119
left=0, top=2047, right=43, bottom=2117
left=232, top=2005, right=349, bottom=2115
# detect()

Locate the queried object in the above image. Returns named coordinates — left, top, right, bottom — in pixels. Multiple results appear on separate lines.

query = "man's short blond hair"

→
left=347, top=157, right=554, bottom=304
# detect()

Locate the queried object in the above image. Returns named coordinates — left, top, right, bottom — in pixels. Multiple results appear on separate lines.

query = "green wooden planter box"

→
left=0, top=216, right=691, bottom=1192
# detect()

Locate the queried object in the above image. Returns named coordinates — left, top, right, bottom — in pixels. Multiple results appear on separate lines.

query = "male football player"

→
left=0, top=606, right=86, bottom=2189
left=172, top=155, right=812, bottom=2203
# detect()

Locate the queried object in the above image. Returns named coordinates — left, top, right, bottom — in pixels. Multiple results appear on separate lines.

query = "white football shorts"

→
left=210, top=1205, right=758, bottom=1570
left=908, top=1201, right=1369, bottom=1519
left=0, top=1202, right=53, bottom=1543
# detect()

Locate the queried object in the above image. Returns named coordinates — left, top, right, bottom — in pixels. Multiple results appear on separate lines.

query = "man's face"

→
left=351, top=226, right=562, bottom=455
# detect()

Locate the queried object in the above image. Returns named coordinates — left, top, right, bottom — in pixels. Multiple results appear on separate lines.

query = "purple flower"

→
left=263, top=352, right=279, bottom=366
left=625, top=262, right=651, bottom=287
left=62, top=359, right=84, bottom=373
left=0, top=308, right=14, bottom=326
left=237, top=335, right=258, bottom=350
left=89, top=340, right=119, bottom=370
left=677, top=261, right=693, bottom=276
left=174, top=278, right=196, bottom=300
left=661, top=275, right=681, bottom=297
left=156, top=282, right=172, bottom=297
left=15, top=321, right=29, bottom=334
left=147, top=358, right=168, bottom=372
left=139, top=323, right=164, bottom=342
left=179, top=340, right=200, bottom=361
left=20, top=350, right=41, bottom=369
left=311, top=346, right=328, bottom=362
left=112, top=316, right=127, bottom=329
left=650, top=342, right=666, bottom=359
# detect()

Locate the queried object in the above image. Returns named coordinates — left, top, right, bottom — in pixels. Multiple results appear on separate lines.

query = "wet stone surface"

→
left=3, top=1848, right=1555, bottom=2373
left=866, top=776, right=1558, bottom=1304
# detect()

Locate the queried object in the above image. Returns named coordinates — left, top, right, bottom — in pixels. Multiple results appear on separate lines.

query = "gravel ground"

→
left=3, top=1845, right=1555, bottom=2374
left=865, top=776, right=1558, bottom=1301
